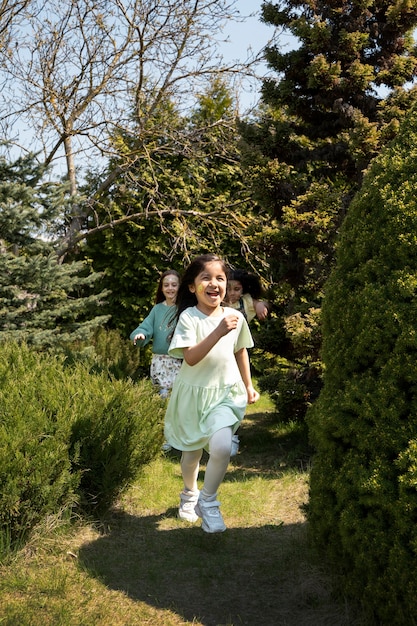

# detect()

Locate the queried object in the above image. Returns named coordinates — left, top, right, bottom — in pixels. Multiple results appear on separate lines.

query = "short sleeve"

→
left=242, top=293, right=256, bottom=323
left=234, top=314, right=254, bottom=352
left=168, top=310, right=196, bottom=358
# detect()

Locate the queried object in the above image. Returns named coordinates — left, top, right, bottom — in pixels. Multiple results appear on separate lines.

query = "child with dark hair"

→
left=164, top=254, right=259, bottom=533
left=224, top=268, right=269, bottom=455
left=225, top=268, right=269, bottom=322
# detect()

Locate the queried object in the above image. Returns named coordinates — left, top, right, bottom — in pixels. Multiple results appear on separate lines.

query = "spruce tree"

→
left=0, top=154, right=109, bottom=348
left=240, top=0, right=417, bottom=418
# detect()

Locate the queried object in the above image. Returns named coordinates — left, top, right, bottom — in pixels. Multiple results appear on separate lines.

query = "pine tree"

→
left=240, top=0, right=417, bottom=418
left=0, top=154, right=109, bottom=348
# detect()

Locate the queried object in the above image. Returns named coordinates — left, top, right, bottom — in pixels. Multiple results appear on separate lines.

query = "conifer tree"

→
left=240, top=0, right=417, bottom=417
left=0, top=154, right=109, bottom=348
left=307, top=104, right=417, bottom=625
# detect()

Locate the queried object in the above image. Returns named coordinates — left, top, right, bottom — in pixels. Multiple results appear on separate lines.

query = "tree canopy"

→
left=84, top=79, right=258, bottom=333
left=0, top=0, right=267, bottom=260
left=238, top=0, right=417, bottom=417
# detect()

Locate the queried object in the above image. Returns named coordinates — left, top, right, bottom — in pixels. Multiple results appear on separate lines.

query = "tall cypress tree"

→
left=240, top=0, right=417, bottom=417
left=307, top=104, right=417, bottom=625
left=0, top=154, right=109, bottom=348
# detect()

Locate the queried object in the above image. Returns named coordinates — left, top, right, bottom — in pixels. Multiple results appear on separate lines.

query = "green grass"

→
left=0, top=397, right=367, bottom=626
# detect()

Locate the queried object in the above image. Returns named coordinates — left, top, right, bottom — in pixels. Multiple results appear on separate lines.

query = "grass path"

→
left=0, top=401, right=366, bottom=625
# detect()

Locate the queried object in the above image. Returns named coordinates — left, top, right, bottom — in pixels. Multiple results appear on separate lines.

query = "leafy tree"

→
left=0, top=153, right=109, bottom=348
left=84, top=80, right=256, bottom=334
left=240, top=0, right=417, bottom=418
left=307, top=105, right=417, bottom=625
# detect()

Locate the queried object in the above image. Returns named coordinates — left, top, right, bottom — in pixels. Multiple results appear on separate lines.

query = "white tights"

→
left=181, top=427, right=232, bottom=499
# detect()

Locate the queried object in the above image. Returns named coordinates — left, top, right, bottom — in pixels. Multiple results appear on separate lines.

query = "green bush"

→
left=63, top=327, right=147, bottom=381
left=89, top=326, right=147, bottom=380
left=0, top=342, right=164, bottom=556
left=69, top=376, right=164, bottom=515
left=259, top=366, right=321, bottom=423
left=255, top=309, right=323, bottom=422
left=307, top=106, right=417, bottom=623
left=0, top=343, right=79, bottom=554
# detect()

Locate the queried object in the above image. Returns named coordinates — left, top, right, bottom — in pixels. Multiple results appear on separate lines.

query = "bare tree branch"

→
left=0, top=0, right=275, bottom=257
left=55, top=198, right=253, bottom=259
left=0, top=0, right=30, bottom=42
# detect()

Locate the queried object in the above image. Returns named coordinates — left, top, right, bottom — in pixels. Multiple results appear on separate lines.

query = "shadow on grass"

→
left=78, top=509, right=353, bottom=626
left=78, top=411, right=366, bottom=626
left=238, top=412, right=312, bottom=461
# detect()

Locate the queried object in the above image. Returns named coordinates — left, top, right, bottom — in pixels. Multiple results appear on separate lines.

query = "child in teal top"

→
left=130, top=270, right=181, bottom=398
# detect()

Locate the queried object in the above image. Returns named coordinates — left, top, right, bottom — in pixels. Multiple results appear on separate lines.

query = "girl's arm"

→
left=129, top=307, right=156, bottom=345
left=182, top=314, right=239, bottom=366
left=235, top=348, right=260, bottom=404
left=253, top=299, right=269, bottom=321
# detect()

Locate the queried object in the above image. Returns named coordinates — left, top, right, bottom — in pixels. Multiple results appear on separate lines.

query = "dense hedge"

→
left=307, top=107, right=417, bottom=623
left=0, top=342, right=164, bottom=556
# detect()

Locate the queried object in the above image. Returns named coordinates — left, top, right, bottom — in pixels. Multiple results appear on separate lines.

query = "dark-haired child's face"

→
left=226, top=280, right=243, bottom=304
left=189, top=261, right=227, bottom=315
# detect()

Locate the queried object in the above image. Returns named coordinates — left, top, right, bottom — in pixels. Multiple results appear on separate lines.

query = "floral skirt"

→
left=150, top=354, right=182, bottom=395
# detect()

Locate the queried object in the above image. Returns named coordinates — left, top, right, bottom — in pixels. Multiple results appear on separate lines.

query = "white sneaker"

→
left=230, top=434, right=240, bottom=457
left=195, top=497, right=226, bottom=533
left=178, top=490, right=199, bottom=523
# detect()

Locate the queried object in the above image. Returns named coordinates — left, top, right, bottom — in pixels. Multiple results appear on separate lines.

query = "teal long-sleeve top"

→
left=130, top=302, right=176, bottom=355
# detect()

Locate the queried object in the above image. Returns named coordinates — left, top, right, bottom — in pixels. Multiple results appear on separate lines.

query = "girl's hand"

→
left=247, top=386, right=260, bottom=404
left=216, top=314, right=239, bottom=337
left=255, top=300, right=269, bottom=321
left=133, top=332, right=145, bottom=345
left=184, top=314, right=240, bottom=366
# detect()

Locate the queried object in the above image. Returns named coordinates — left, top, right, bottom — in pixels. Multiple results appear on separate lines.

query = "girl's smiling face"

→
left=161, top=273, right=179, bottom=305
left=189, top=261, right=227, bottom=315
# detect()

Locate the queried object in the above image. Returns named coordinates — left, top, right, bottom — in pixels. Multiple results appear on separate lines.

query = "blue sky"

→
left=222, top=1, right=274, bottom=63
left=220, top=1, right=296, bottom=112
left=220, top=1, right=274, bottom=110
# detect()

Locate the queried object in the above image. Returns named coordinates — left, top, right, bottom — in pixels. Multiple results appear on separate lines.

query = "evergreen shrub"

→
left=0, top=342, right=164, bottom=555
left=69, top=375, right=164, bottom=515
left=90, top=327, right=142, bottom=380
left=64, top=327, right=143, bottom=381
left=258, top=366, right=322, bottom=423
left=0, top=343, right=78, bottom=554
left=307, top=107, right=417, bottom=623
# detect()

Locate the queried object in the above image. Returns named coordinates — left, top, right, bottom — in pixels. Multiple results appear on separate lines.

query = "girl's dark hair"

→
left=155, top=270, right=181, bottom=304
left=175, top=254, right=229, bottom=322
left=228, top=268, right=262, bottom=300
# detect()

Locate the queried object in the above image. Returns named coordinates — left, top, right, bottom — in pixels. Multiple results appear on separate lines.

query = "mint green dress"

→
left=164, top=306, right=254, bottom=451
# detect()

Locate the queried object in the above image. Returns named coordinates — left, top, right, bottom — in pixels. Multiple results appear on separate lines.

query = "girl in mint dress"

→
left=164, top=254, right=259, bottom=533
